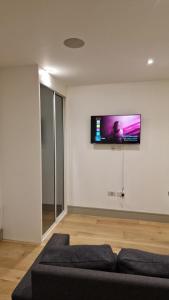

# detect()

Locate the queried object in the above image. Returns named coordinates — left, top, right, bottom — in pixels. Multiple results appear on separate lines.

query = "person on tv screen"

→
left=109, top=121, right=123, bottom=143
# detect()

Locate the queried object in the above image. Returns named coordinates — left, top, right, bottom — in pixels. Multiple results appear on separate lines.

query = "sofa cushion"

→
left=40, top=244, right=117, bottom=272
left=118, top=248, right=169, bottom=278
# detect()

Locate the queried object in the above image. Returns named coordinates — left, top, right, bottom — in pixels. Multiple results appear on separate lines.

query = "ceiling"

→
left=0, top=0, right=169, bottom=85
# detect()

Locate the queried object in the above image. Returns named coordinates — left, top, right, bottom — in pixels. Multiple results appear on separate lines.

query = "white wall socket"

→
left=107, top=191, right=116, bottom=197
left=108, top=191, right=125, bottom=198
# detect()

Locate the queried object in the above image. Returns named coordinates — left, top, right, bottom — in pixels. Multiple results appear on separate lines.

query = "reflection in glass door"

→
left=41, top=85, right=64, bottom=235
left=41, top=84, right=55, bottom=234
left=55, top=94, right=64, bottom=216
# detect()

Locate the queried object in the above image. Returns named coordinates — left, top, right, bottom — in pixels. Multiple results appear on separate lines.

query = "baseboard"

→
left=68, top=206, right=169, bottom=223
left=0, top=229, right=3, bottom=240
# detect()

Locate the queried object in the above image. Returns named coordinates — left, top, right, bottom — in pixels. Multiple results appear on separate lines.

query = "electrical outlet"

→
left=108, top=191, right=125, bottom=197
left=107, top=191, right=116, bottom=197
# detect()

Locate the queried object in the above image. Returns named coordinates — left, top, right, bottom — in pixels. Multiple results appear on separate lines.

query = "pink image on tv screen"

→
left=97, top=115, right=141, bottom=143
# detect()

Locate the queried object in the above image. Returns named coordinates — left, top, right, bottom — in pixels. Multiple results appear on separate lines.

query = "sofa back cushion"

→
left=40, top=245, right=117, bottom=272
left=118, top=248, right=169, bottom=278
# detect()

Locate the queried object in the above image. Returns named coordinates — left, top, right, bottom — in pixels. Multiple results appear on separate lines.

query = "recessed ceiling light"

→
left=147, top=58, right=154, bottom=65
left=64, top=38, right=85, bottom=48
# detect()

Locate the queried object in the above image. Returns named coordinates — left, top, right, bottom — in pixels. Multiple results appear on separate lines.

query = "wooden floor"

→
left=1, top=213, right=169, bottom=299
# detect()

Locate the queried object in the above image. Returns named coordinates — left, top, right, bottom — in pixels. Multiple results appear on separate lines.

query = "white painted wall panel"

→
left=0, top=65, right=42, bottom=242
left=67, top=81, right=169, bottom=215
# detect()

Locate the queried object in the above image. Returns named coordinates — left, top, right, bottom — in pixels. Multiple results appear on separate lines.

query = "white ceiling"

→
left=0, top=0, right=169, bottom=85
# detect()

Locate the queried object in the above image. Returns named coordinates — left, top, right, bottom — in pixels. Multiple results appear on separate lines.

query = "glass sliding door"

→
left=55, top=93, right=64, bottom=217
left=40, top=84, right=55, bottom=234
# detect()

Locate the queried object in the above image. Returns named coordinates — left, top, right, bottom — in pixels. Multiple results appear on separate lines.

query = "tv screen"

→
left=91, top=114, right=141, bottom=144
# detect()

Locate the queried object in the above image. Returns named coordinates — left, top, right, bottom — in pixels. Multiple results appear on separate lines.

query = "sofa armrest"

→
left=12, top=234, right=70, bottom=300
left=32, top=264, right=169, bottom=300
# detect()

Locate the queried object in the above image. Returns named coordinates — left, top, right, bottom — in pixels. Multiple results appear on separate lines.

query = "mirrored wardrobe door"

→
left=55, top=93, right=64, bottom=217
left=40, top=84, right=55, bottom=234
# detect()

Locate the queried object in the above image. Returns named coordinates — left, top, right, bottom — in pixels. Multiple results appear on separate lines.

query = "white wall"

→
left=67, top=81, right=169, bottom=215
left=0, top=65, right=42, bottom=242
left=0, top=133, right=2, bottom=229
left=39, top=68, right=67, bottom=97
left=0, top=79, right=2, bottom=230
left=0, top=180, right=2, bottom=230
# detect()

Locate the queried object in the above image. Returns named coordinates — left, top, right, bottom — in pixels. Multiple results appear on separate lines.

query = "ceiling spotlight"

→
left=64, top=38, right=85, bottom=48
left=147, top=58, right=154, bottom=65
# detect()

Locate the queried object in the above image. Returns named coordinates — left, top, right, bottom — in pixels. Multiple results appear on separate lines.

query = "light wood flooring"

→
left=1, top=213, right=169, bottom=300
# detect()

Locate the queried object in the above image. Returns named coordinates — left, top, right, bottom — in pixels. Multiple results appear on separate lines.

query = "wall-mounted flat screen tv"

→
left=91, top=114, right=141, bottom=144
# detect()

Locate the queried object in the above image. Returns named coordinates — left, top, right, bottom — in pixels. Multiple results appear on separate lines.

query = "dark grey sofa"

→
left=12, top=233, right=169, bottom=300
